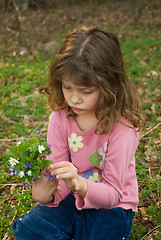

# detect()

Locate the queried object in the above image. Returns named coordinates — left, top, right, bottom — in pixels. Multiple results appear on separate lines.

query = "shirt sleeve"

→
left=42, top=111, right=71, bottom=207
left=74, top=123, right=139, bottom=210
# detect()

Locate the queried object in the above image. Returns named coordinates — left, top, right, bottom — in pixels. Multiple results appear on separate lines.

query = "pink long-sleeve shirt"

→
left=41, top=108, right=139, bottom=212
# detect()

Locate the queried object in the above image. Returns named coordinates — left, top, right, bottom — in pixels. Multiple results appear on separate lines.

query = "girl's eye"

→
left=83, top=88, right=96, bottom=94
left=62, top=85, right=70, bottom=90
left=83, top=91, right=93, bottom=94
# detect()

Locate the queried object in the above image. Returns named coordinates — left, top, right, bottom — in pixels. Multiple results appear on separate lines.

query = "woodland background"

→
left=0, top=0, right=161, bottom=239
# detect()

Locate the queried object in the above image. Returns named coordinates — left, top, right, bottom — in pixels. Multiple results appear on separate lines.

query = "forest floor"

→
left=0, top=0, right=161, bottom=239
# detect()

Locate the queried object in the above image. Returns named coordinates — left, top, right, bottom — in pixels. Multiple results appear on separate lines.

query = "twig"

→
left=140, top=225, right=161, bottom=240
left=0, top=183, right=22, bottom=189
left=0, top=138, right=28, bottom=142
left=140, top=122, right=161, bottom=139
left=0, top=137, right=46, bottom=142
left=25, top=127, right=39, bottom=142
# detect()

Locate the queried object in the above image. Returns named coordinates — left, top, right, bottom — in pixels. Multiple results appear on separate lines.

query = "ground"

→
left=0, top=0, right=161, bottom=239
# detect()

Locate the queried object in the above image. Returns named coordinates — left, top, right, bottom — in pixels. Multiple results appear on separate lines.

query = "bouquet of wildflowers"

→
left=8, top=131, right=55, bottom=188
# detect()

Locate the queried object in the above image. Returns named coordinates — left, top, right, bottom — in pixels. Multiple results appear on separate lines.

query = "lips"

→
left=72, top=107, right=81, bottom=112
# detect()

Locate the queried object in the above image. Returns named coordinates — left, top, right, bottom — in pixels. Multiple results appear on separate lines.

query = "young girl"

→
left=12, top=26, right=145, bottom=240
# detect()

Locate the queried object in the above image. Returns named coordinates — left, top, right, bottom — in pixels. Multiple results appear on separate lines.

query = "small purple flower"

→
left=9, top=165, right=14, bottom=172
left=32, top=177, right=35, bottom=181
left=24, top=152, right=29, bottom=156
left=45, top=173, right=50, bottom=178
left=20, top=49, right=27, bottom=55
left=9, top=166, right=17, bottom=175
left=47, top=143, right=51, bottom=149
left=112, top=2, right=120, bottom=7
left=22, top=182, right=31, bottom=189
left=26, top=161, right=33, bottom=168
left=36, top=130, right=42, bottom=135
left=50, top=176, right=56, bottom=182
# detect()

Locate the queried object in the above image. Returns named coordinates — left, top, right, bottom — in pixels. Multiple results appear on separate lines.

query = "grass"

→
left=0, top=9, right=161, bottom=240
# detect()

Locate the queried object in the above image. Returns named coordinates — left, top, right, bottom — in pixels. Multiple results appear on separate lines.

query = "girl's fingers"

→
left=56, top=171, right=75, bottom=180
left=50, top=164, right=77, bottom=178
left=72, top=178, right=79, bottom=191
left=50, top=161, right=70, bottom=169
left=52, top=166, right=70, bottom=174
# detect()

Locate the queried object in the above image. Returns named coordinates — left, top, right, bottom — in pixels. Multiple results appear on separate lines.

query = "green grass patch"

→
left=0, top=14, right=161, bottom=240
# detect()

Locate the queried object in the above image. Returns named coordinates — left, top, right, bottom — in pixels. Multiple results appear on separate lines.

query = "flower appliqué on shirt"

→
left=88, top=172, right=102, bottom=183
left=68, top=133, right=84, bottom=152
left=82, top=169, right=102, bottom=183
left=89, top=141, right=108, bottom=170
left=98, top=142, right=108, bottom=170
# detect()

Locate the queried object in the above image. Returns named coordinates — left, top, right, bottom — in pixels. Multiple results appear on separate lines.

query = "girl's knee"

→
left=12, top=214, right=44, bottom=240
left=12, top=215, right=30, bottom=240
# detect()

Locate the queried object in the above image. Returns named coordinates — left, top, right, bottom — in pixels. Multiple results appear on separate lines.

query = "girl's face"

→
left=62, top=80, right=100, bottom=116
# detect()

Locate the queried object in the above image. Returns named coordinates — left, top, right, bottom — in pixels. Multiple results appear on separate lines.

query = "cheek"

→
left=88, top=95, right=100, bottom=109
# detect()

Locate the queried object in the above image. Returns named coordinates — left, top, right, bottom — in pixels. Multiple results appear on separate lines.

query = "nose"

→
left=71, top=92, right=82, bottom=104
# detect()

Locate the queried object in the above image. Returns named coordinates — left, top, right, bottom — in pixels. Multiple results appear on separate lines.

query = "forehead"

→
left=62, top=80, right=96, bottom=89
left=61, top=73, right=98, bottom=87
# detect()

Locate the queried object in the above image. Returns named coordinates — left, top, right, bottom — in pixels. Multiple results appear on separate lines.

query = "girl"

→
left=12, top=26, right=145, bottom=240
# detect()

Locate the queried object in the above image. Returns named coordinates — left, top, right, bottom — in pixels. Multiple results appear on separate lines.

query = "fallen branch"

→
left=140, top=122, right=161, bottom=139
left=140, top=225, right=161, bottom=240
left=0, top=137, right=46, bottom=142
left=0, top=138, right=29, bottom=142
left=0, top=183, right=22, bottom=189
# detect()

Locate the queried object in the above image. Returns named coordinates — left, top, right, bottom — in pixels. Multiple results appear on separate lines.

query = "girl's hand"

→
left=50, top=161, right=87, bottom=197
left=32, top=173, right=59, bottom=203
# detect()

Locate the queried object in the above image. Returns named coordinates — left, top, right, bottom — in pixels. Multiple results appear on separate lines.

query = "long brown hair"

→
left=40, top=26, right=145, bottom=134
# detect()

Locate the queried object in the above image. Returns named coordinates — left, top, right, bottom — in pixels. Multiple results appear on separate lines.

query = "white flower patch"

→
left=18, top=171, right=25, bottom=178
left=17, top=140, right=21, bottom=145
left=27, top=170, right=32, bottom=176
left=38, top=145, right=45, bottom=154
left=9, top=157, right=19, bottom=167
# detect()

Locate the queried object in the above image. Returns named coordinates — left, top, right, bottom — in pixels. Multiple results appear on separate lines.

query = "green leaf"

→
left=89, top=151, right=102, bottom=166
left=32, top=169, right=40, bottom=179
left=30, top=138, right=39, bottom=144
left=37, top=159, right=43, bottom=168
left=42, top=160, right=52, bottom=168
left=9, top=148, right=18, bottom=156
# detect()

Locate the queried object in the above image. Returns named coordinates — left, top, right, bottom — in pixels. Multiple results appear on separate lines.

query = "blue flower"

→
left=45, top=173, right=50, bottom=178
left=26, top=161, right=33, bottom=168
left=50, top=176, right=56, bottom=182
left=47, top=143, right=51, bottom=149
left=22, top=182, right=31, bottom=189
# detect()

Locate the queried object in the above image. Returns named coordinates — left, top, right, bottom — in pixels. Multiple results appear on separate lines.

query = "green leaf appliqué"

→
left=89, top=151, right=102, bottom=166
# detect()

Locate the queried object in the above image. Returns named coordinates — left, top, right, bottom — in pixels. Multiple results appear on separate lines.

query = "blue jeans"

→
left=12, top=194, right=135, bottom=240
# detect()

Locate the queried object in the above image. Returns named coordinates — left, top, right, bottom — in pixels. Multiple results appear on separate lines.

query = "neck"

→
left=75, top=113, right=98, bottom=131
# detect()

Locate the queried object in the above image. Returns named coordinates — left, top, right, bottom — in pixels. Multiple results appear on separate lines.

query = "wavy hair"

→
left=40, top=26, right=145, bottom=134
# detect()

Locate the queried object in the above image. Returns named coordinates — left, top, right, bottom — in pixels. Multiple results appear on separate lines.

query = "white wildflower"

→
left=27, top=170, right=32, bottom=176
left=18, top=171, right=25, bottom=178
left=38, top=145, right=45, bottom=154
left=9, top=157, right=19, bottom=166
left=17, top=140, right=21, bottom=145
